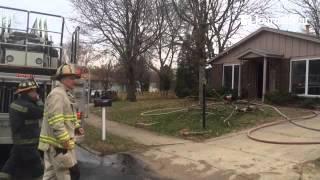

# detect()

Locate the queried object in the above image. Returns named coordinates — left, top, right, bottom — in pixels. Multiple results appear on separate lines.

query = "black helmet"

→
left=15, top=79, right=39, bottom=94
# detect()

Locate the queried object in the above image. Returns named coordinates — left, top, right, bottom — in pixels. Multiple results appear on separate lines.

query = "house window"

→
left=308, top=60, right=320, bottom=95
left=291, top=61, right=306, bottom=94
left=223, top=64, right=239, bottom=90
left=291, top=59, right=320, bottom=96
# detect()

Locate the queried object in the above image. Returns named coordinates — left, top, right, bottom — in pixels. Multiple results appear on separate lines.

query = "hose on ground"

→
left=247, top=102, right=320, bottom=145
left=253, top=102, right=320, bottom=132
left=140, top=102, right=235, bottom=126
left=140, top=99, right=320, bottom=145
left=140, top=102, right=225, bottom=117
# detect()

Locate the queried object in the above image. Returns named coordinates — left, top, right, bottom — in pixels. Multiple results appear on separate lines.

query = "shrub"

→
left=265, top=91, right=298, bottom=105
left=265, top=91, right=320, bottom=109
left=206, top=88, right=221, bottom=98
left=214, top=87, right=239, bottom=100
left=299, top=97, right=320, bottom=109
left=176, top=88, right=192, bottom=98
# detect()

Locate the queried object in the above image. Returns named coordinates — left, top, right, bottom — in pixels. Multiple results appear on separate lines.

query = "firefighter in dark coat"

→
left=0, top=79, right=44, bottom=180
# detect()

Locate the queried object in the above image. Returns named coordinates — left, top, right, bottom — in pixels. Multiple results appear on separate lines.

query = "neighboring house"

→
left=209, top=27, right=320, bottom=102
left=90, top=74, right=103, bottom=90
left=149, top=71, right=160, bottom=92
left=90, top=74, right=126, bottom=92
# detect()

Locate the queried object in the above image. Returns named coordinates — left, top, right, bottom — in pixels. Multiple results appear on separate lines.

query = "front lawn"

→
left=91, top=97, right=283, bottom=139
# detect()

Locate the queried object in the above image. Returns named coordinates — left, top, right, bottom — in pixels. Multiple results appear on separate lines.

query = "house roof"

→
left=209, top=27, right=320, bottom=63
left=238, top=48, right=284, bottom=60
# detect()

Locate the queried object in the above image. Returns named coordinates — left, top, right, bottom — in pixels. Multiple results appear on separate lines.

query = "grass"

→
left=91, top=96, right=282, bottom=140
left=82, top=124, right=147, bottom=155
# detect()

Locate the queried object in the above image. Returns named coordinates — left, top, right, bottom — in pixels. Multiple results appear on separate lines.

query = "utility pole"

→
left=202, top=82, right=206, bottom=129
left=202, top=64, right=212, bottom=129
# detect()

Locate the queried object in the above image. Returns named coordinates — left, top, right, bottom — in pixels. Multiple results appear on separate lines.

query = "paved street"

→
left=77, top=146, right=162, bottom=180
left=0, top=145, right=162, bottom=180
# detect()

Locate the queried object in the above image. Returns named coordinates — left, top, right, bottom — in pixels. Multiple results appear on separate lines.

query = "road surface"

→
left=0, top=145, right=162, bottom=180
left=77, top=146, right=162, bottom=180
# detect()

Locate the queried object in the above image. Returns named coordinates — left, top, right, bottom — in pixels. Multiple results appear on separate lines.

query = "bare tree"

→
left=283, top=0, right=320, bottom=37
left=135, top=56, right=151, bottom=93
left=91, top=60, right=114, bottom=90
left=64, top=41, right=101, bottom=66
left=147, top=0, right=181, bottom=95
left=71, top=0, right=164, bottom=101
left=77, top=44, right=102, bottom=66
left=171, top=0, right=273, bottom=104
left=172, top=0, right=231, bottom=104
left=211, top=1, right=274, bottom=55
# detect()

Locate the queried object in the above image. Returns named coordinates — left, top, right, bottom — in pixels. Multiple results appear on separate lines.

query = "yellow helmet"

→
left=15, top=79, right=39, bottom=94
left=55, top=64, right=81, bottom=80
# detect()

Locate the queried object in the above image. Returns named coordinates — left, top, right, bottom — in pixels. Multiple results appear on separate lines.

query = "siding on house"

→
left=279, top=59, right=290, bottom=92
left=210, top=28, right=320, bottom=95
left=214, top=31, right=320, bottom=66
left=212, top=64, right=223, bottom=90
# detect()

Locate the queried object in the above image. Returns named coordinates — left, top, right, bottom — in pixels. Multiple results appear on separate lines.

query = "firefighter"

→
left=0, top=79, right=44, bottom=180
left=39, top=64, right=84, bottom=180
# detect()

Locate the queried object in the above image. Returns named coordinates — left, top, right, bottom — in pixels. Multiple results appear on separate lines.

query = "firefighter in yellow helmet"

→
left=39, top=64, right=84, bottom=180
left=0, top=79, right=44, bottom=180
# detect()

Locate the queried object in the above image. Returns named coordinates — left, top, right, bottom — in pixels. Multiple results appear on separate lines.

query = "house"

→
left=209, top=27, right=320, bottom=102
left=149, top=70, right=160, bottom=92
left=90, top=74, right=126, bottom=92
left=90, top=70, right=160, bottom=93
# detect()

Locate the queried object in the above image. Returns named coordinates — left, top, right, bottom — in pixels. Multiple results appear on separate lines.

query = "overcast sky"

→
left=1, top=0, right=76, bottom=42
left=0, top=0, right=309, bottom=55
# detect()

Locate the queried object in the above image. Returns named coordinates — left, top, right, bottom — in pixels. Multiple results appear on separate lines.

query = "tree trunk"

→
left=126, top=63, right=137, bottom=102
left=159, top=73, right=165, bottom=96
left=197, top=23, right=207, bottom=105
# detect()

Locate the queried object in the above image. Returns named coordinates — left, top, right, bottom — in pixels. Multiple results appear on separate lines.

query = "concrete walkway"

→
left=86, top=111, right=320, bottom=180
left=86, top=112, right=190, bottom=146
left=141, top=117, right=320, bottom=180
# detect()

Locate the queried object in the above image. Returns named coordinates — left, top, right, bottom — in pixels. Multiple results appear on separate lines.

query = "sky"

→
left=0, top=0, right=308, bottom=42
left=0, top=0, right=77, bottom=42
left=0, top=0, right=311, bottom=66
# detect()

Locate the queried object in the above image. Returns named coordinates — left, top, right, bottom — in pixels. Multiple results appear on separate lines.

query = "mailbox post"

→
left=94, top=98, right=112, bottom=141
left=102, top=107, right=106, bottom=141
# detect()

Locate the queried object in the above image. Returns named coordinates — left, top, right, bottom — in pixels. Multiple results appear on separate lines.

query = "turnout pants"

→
left=43, top=146, right=80, bottom=180
left=0, top=144, right=43, bottom=180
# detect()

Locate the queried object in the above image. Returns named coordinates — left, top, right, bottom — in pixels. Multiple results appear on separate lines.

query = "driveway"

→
left=140, top=116, right=320, bottom=180
left=77, top=146, right=163, bottom=180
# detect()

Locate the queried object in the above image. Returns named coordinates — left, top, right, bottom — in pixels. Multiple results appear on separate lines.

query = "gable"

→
left=211, top=28, right=320, bottom=64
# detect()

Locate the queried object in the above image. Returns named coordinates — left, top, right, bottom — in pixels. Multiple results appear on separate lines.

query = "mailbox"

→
left=94, top=98, right=112, bottom=107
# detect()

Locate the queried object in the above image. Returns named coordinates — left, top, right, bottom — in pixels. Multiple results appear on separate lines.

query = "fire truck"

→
left=0, top=6, right=88, bottom=159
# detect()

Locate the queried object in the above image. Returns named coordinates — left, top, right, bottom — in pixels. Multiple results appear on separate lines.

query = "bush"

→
left=265, top=91, right=320, bottom=109
left=176, top=88, right=192, bottom=98
left=265, top=91, right=299, bottom=105
left=206, top=88, right=221, bottom=98
left=214, top=87, right=239, bottom=100
left=300, top=98, right=320, bottom=109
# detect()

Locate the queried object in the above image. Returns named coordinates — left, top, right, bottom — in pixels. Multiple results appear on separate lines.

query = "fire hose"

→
left=140, top=102, right=225, bottom=117
left=247, top=103, right=320, bottom=145
left=140, top=99, right=320, bottom=145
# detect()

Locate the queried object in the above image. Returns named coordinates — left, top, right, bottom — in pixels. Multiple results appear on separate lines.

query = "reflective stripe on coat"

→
left=38, top=82, right=80, bottom=151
